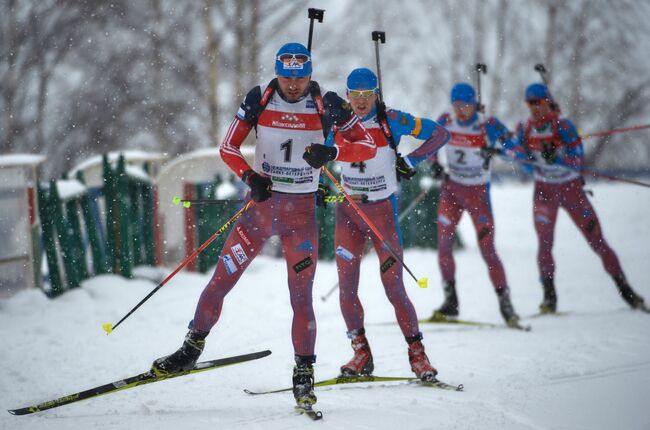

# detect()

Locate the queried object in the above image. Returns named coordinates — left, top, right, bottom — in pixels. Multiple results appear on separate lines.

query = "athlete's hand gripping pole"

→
left=102, top=200, right=255, bottom=334
left=500, top=150, right=650, bottom=188
left=321, top=166, right=428, bottom=289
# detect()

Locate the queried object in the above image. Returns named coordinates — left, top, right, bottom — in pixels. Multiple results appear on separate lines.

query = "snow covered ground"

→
left=2, top=182, right=649, bottom=430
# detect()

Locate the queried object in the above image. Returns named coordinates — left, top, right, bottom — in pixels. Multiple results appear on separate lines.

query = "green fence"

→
left=38, top=179, right=94, bottom=297
left=102, top=154, right=157, bottom=278
left=192, top=174, right=242, bottom=273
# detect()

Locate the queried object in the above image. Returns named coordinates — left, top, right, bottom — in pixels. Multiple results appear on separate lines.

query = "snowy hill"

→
left=2, top=182, right=649, bottom=430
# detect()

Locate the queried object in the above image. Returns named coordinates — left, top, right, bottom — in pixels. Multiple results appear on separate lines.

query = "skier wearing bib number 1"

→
left=150, top=42, right=376, bottom=409
left=429, top=82, right=523, bottom=328
left=325, top=68, right=450, bottom=381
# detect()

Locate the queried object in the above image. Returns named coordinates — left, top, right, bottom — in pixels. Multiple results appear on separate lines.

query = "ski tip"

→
left=172, top=196, right=181, bottom=205
left=417, top=278, right=428, bottom=289
left=102, top=323, right=113, bottom=334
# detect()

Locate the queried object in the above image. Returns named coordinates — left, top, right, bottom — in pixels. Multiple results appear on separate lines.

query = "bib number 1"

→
left=280, top=139, right=292, bottom=162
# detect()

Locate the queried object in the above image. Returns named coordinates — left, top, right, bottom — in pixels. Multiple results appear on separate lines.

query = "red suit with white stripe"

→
left=191, top=81, right=375, bottom=358
left=434, top=112, right=511, bottom=293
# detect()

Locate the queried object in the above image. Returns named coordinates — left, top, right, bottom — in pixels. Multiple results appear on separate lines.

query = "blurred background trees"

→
left=1, top=0, right=649, bottom=179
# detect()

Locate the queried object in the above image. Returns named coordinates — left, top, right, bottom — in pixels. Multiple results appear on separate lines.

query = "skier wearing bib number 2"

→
left=325, top=68, right=450, bottom=381
left=150, top=43, right=376, bottom=409
left=429, top=82, right=522, bottom=328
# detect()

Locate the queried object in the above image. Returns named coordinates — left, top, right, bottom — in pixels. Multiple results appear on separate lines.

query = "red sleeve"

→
left=334, top=117, right=377, bottom=162
left=219, top=117, right=254, bottom=178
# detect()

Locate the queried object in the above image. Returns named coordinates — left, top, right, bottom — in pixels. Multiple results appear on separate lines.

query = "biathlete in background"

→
left=508, top=83, right=647, bottom=314
left=325, top=68, right=450, bottom=381
left=151, top=42, right=377, bottom=409
left=429, top=82, right=523, bottom=328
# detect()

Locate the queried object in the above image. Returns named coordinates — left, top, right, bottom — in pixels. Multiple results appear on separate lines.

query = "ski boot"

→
left=430, top=280, right=459, bottom=322
left=151, top=329, right=208, bottom=376
left=340, top=328, right=374, bottom=377
left=539, top=278, right=557, bottom=314
left=407, top=333, right=438, bottom=382
left=614, top=275, right=648, bottom=312
left=293, top=355, right=317, bottom=407
left=497, top=287, right=521, bottom=328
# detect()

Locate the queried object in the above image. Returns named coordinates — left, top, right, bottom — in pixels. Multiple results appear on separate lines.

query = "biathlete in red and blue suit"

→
left=507, top=83, right=647, bottom=314
left=325, top=68, right=450, bottom=381
left=429, top=82, right=522, bottom=327
left=151, top=43, right=377, bottom=408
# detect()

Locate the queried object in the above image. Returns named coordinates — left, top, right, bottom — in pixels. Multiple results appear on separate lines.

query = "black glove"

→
left=303, top=144, right=337, bottom=169
left=480, top=147, right=501, bottom=158
left=480, top=147, right=501, bottom=170
left=430, top=161, right=445, bottom=180
left=540, top=142, right=557, bottom=164
left=549, top=101, right=561, bottom=113
left=315, top=182, right=330, bottom=207
left=242, top=169, right=272, bottom=202
left=395, top=155, right=416, bottom=181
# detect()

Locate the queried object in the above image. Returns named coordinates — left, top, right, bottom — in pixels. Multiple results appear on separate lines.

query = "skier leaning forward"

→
left=151, top=42, right=377, bottom=408
left=429, top=82, right=523, bottom=327
left=508, top=83, right=647, bottom=314
left=324, top=68, right=450, bottom=381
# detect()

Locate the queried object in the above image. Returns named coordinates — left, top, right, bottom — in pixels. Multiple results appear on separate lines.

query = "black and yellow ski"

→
left=244, top=374, right=463, bottom=395
left=9, top=350, right=272, bottom=416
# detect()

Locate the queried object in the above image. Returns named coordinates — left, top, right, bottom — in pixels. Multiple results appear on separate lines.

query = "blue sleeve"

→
left=501, top=122, right=534, bottom=175
left=483, top=117, right=512, bottom=148
left=386, top=109, right=451, bottom=166
left=555, top=119, right=584, bottom=168
left=324, top=129, right=336, bottom=147
left=236, top=86, right=263, bottom=125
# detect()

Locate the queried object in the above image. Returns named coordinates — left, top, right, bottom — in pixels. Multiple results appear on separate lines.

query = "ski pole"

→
left=321, top=166, right=428, bottom=289
left=503, top=151, right=650, bottom=188
left=307, top=8, right=324, bottom=52
left=474, top=63, right=492, bottom=170
left=102, top=200, right=255, bottom=334
left=581, top=123, right=650, bottom=139
left=320, top=180, right=437, bottom=302
left=172, top=196, right=243, bottom=208
left=475, top=63, right=487, bottom=111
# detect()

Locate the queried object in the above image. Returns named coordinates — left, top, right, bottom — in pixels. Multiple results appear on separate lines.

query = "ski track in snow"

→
left=1, top=183, right=649, bottom=430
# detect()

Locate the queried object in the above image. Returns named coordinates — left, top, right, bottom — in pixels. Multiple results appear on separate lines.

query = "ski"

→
left=526, top=310, right=571, bottom=319
left=419, top=316, right=531, bottom=331
left=8, top=350, right=272, bottom=416
left=507, top=321, right=532, bottom=331
left=418, top=317, right=497, bottom=328
left=244, top=374, right=463, bottom=395
left=295, top=405, right=323, bottom=420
